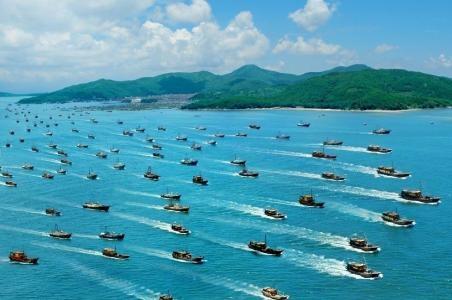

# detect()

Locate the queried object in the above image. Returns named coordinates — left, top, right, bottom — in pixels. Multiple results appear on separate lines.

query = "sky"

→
left=0, top=0, right=451, bottom=93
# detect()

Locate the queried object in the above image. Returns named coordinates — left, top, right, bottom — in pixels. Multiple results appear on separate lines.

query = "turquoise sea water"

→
left=0, top=96, right=451, bottom=299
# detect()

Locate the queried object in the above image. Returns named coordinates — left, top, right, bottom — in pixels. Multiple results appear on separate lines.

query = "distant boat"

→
left=83, top=202, right=110, bottom=212
left=207, top=139, right=217, bottom=145
left=161, top=189, right=181, bottom=200
left=367, top=145, right=392, bottom=153
left=248, top=235, right=283, bottom=256
left=144, top=166, right=160, bottom=181
left=60, top=158, right=72, bottom=165
left=323, top=139, right=343, bottom=146
left=312, top=147, right=336, bottom=160
left=102, top=247, right=129, bottom=260
left=400, top=189, right=440, bottom=204
left=321, top=172, right=345, bottom=181
left=377, top=166, right=410, bottom=178
left=238, top=169, right=259, bottom=177
left=214, top=133, right=225, bottom=138
left=170, top=224, right=190, bottom=235
left=57, top=167, right=67, bottom=175
left=172, top=251, right=203, bottom=264
left=230, top=155, right=246, bottom=166
left=299, top=193, right=324, bottom=208
left=164, top=202, right=189, bottom=213
left=297, top=122, right=310, bottom=127
left=180, top=158, right=198, bottom=166
left=264, top=208, right=286, bottom=219
left=381, top=211, right=415, bottom=227
left=235, top=132, right=247, bottom=137
left=45, top=208, right=61, bottom=216
left=99, top=227, right=125, bottom=240
left=157, top=126, right=166, bottom=131
left=42, top=172, right=54, bottom=179
left=86, top=169, right=98, bottom=180
left=372, top=128, right=391, bottom=135
left=110, top=147, right=120, bottom=153
left=96, top=151, right=107, bottom=159
left=191, top=143, right=202, bottom=151
left=113, top=161, right=126, bottom=170
left=77, top=143, right=88, bottom=148
left=349, top=236, right=380, bottom=253
left=249, top=124, right=261, bottom=130
left=49, top=225, right=72, bottom=239
left=262, top=287, right=289, bottom=300
left=136, top=125, right=145, bottom=132
left=346, top=261, right=381, bottom=279
left=275, top=132, right=290, bottom=140
left=192, top=175, right=208, bottom=185
left=175, top=134, right=188, bottom=141
left=9, top=251, right=38, bottom=265
left=22, top=163, right=34, bottom=170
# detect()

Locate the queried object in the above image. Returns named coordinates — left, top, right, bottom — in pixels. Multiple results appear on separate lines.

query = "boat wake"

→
left=69, top=262, right=159, bottom=300
left=283, top=249, right=369, bottom=279
left=318, top=184, right=401, bottom=202
left=111, top=212, right=174, bottom=233
left=38, top=158, right=61, bottom=165
left=32, top=242, right=103, bottom=257
left=0, top=205, right=47, bottom=216
left=117, top=188, right=160, bottom=199
left=197, top=233, right=253, bottom=253
left=326, top=145, right=369, bottom=154
left=250, top=148, right=311, bottom=159
left=261, top=169, right=322, bottom=180
left=124, top=202, right=163, bottom=211
left=0, top=224, right=48, bottom=237
left=210, top=217, right=361, bottom=252
left=336, top=162, right=376, bottom=176
left=126, top=246, right=176, bottom=262
left=210, top=201, right=275, bottom=220
left=328, top=202, right=382, bottom=223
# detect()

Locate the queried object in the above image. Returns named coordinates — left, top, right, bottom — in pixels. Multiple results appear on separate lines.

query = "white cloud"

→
left=166, top=0, right=211, bottom=24
left=273, top=36, right=340, bottom=55
left=289, top=0, right=335, bottom=32
left=430, top=54, right=452, bottom=68
left=0, top=2, right=268, bottom=92
left=374, top=44, right=398, bottom=54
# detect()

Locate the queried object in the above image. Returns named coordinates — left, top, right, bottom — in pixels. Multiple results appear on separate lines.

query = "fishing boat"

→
left=57, top=167, right=67, bottom=175
left=372, top=128, right=391, bottom=135
left=180, top=158, right=198, bottom=166
left=5, top=181, right=17, bottom=187
left=312, top=148, right=336, bottom=160
left=45, top=131, right=53, bottom=136
left=5, top=142, right=11, bottom=148
left=161, top=190, right=181, bottom=200
left=248, top=235, right=283, bottom=256
left=42, top=172, right=54, bottom=179
left=152, top=144, right=162, bottom=150
left=157, top=126, right=166, bottom=131
left=83, top=202, right=110, bottom=212
left=262, top=287, right=289, bottom=300
left=235, top=132, right=247, bottom=137
left=159, top=293, right=173, bottom=300
left=113, top=161, right=126, bottom=170
left=170, top=224, right=190, bottom=235
left=110, top=147, right=120, bottom=153
left=45, top=208, right=61, bottom=216
left=164, top=202, right=189, bottom=213
left=152, top=152, right=164, bottom=159
left=346, top=262, right=381, bottom=279
left=48, top=142, right=58, bottom=149
left=195, top=126, right=206, bottom=131
left=297, top=122, right=310, bottom=127
left=145, top=136, right=154, bottom=143
left=9, top=251, right=38, bottom=265
left=144, top=166, right=160, bottom=181
left=299, top=193, right=324, bottom=208
left=31, top=145, right=39, bottom=152
left=367, top=145, right=392, bottom=153
left=191, top=143, right=202, bottom=151
left=349, top=236, right=380, bottom=253
left=175, top=135, right=188, bottom=141
left=264, top=209, right=286, bottom=219
left=88, top=133, right=95, bottom=139
left=400, top=190, right=440, bottom=204
left=323, top=139, right=343, bottom=146
left=275, top=133, right=290, bottom=140
left=249, top=124, right=261, bottom=129
left=122, top=130, right=133, bottom=136
left=86, top=169, right=98, bottom=180
left=230, top=155, right=246, bottom=166
left=72, top=128, right=79, bottom=133
left=207, top=139, right=217, bottom=145
left=172, top=251, right=203, bottom=264
left=99, top=227, right=125, bottom=240
left=19, top=138, right=25, bottom=143
left=22, top=163, right=34, bottom=170
left=102, top=247, right=129, bottom=260
left=321, top=172, right=345, bottom=181
left=117, top=120, right=124, bottom=125
left=238, top=169, right=259, bottom=177
left=49, top=225, right=72, bottom=239
left=136, top=126, right=145, bottom=132
left=377, top=166, right=410, bottom=178
left=192, top=175, right=208, bottom=185
left=60, top=158, right=72, bottom=165
left=57, top=149, right=68, bottom=157
left=96, top=151, right=107, bottom=159
left=381, top=211, right=415, bottom=227
left=77, top=143, right=88, bottom=148
left=214, top=133, right=225, bottom=138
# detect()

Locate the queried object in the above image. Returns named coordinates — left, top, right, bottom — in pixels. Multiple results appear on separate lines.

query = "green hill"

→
left=185, top=69, right=452, bottom=110
left=19, top=65, right=300, bottom=104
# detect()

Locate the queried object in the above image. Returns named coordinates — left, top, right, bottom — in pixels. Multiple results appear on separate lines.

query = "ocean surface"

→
left=0, top=96, right=451, bottom=300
